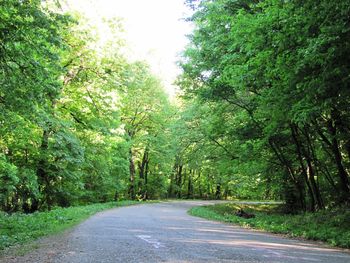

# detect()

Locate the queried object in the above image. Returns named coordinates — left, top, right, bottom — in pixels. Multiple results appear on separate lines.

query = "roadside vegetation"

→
left=190, top=203, right=350, bottom=248
left=0, top=201, right=139, bottom=251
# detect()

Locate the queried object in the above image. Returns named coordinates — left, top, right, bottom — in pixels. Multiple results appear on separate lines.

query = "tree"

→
left=115, top=62, right=172, bottom=199
left=179, top=0, right=350, bottom=211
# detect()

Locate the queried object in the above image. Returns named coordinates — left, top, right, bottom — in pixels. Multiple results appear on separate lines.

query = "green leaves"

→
left=1, top=0, right=348, bottom=214
left=0, top=0, right=70, bottom=113
left=0, top=154, right=19, bottom=208
left=178, top=0, right=350, bottom=208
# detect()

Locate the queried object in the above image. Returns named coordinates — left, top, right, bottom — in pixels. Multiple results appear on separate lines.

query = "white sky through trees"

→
left=64, top=0, right=193, bottom=98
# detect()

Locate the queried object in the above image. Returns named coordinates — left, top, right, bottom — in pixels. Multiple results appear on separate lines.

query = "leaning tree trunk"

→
left=327, top=115, right=350, bottom=202
left=269, top=138, right=306, bottom=211
left=290, top=125, right=316, bottom=211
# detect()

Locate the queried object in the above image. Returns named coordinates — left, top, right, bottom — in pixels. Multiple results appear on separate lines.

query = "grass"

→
left=0, top=200, right=141, bottom=251
left=189, top=203, right=350, bottom=248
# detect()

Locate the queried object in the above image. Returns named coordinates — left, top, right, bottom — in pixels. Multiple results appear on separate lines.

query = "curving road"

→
left=3, top=201, right=350, bottom=263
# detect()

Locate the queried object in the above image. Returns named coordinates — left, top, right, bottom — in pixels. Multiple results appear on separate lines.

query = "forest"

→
left=0, top=0, right=349, bottom=216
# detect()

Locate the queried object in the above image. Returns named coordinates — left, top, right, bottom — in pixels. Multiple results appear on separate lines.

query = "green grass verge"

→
left=0, top=200, right=141, bottom=251
left=189, top=203, right=350, bottom=248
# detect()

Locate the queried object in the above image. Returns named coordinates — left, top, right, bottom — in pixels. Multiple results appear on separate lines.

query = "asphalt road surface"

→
left=3, top=201, right=350, bottom=263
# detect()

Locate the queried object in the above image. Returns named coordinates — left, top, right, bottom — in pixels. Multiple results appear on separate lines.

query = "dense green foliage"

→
left=0, top=0, right=349, bottom=233
left=176, top=0, right=350, bottom=211
left=190, top=203, right=350, bottom=248
left=0, top=0, right=173, bottom=212
left=0, top=200, right=139, bottom=250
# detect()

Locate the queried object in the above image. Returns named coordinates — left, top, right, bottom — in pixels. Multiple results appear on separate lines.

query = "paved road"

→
left=3, top=201, right=350, bottom=262
left=53, top=201, right=350, bottom=262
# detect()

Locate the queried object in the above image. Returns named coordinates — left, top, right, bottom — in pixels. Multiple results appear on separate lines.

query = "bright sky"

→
left=64, top=0, right=193, bottom=98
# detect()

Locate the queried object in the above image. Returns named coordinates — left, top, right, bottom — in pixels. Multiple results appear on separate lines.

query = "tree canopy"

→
left=178, top=0, right=350, bottom=211
left=0, top=0, right=349, bottom=213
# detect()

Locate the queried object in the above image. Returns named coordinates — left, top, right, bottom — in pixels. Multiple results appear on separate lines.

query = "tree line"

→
left=0, top=0, right=175, bottom=212
left=177, top=0, right=350, bottom=212
left=1, top=0, right=349, bottom=214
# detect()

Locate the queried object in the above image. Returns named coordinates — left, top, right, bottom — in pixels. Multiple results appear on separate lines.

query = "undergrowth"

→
left=189, top=203, right=350, bottom=248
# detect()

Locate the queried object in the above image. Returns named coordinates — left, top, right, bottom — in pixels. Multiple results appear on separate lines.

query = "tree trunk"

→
left=138, top=148, right=149, bottom=198
left=215, top=183, right=221, bottom=200
left=306, top=158, right=324, bottom=209
left=168, top=164, right=177, bottom=198
left=198, top=170, right=202, bottom=198
left=128, top=149, right=136, bottom=200
left=327, top=116, right=350, bottom=202
left=269, top=138, right=306, bottom=211
left=36, top=128, right=52, bottom=210
left=314, top=115, right=350, bottom=202
left=176, top=165, right=183, bottom=198
left=290, top=125, right=316, bottom=211
left=144, top=156, right=149, bottom=200
left=187, top=169, right=193, bottom=199
left=302, top=126, right=324, bottom=209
